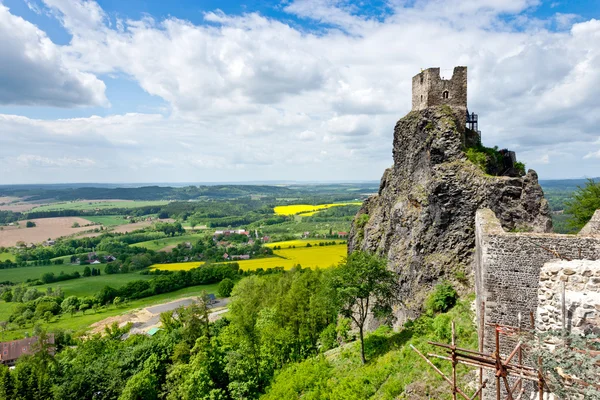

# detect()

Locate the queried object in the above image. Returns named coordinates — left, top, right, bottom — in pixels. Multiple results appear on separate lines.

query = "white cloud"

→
left=16, top=154, right=96, bottom=167
left=0, top=0, right=599, bottom=182
left=0, top=4, right=107, bottom=107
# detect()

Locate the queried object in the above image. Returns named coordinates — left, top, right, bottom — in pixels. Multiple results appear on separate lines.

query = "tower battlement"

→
left=412, top=66, right=467, bottom=111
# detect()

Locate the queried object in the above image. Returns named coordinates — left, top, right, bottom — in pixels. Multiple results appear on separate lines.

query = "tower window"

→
left=420, top=75, right=424, bottom=84
left=420, top=95, right=423, bottom=101
left=442, top=91, right=449, bottom=99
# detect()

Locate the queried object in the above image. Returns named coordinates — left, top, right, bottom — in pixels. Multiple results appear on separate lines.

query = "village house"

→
left=230, top=254, right=250, bottom=260
left=0, top=335, right=55, bottom=367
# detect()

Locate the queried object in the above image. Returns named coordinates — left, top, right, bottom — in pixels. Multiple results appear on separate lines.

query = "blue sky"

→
left=0, top=0, right=599, bottom=183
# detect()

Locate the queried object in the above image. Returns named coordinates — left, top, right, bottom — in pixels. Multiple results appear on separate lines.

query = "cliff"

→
left=348, top=105, right=552, bottom=322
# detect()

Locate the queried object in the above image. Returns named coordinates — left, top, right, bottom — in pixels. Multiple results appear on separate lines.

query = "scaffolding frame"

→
left=411, top=319, right=546, bottom=400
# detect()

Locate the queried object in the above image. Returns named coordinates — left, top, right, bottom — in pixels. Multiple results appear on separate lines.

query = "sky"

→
left=0, top=0, right=599, bottom=184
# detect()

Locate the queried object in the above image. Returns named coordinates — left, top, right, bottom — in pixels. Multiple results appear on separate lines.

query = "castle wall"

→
left=474, top=208, right=600, bottom=399
left=411, top=66, right=467, bottom=111
left=537, top=259, right=600, bottom=335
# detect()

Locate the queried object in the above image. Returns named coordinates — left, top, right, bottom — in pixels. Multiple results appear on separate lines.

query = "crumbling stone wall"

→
left=412, top=66, right=467, bottom=111
left=474, top=208, right=600, bottom=399
left=537, top=259, right=600, bottom=335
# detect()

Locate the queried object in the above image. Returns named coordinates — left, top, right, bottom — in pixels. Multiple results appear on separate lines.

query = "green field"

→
left=82, top=215, right=131, bottom=227
left=35, top=272, right=155, bottom=297
left=30, top=200, right=169, bottom=212
left=0, top=283, right=220, bottom=340
left=0, top=264, right=88, bottom=283
left=131, top=233, right=205, bottom=251
left=0, top=253, right=15, bottom=262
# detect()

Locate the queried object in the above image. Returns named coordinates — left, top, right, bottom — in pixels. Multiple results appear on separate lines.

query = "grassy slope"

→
left=261, top=297, right=477, bottom=400
left=30, top=200, right=169, bottom=212
left=0, top=264, right=89, bottom=283
left=34, top=273, right=155, bottom=297
left=131, top=233, right=205, bottom=251
left=0, top=253, right=15, bottom=262
left=82, top=215, right=130, bottom=227
left=0, top=282, right=220, bottom=340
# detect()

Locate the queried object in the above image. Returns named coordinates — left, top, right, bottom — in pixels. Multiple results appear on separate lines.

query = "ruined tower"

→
left=412, top=66, right=467, bottom=111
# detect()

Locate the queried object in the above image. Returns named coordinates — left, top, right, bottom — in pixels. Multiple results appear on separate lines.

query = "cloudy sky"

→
left=0, top=0, right=599, bottom=184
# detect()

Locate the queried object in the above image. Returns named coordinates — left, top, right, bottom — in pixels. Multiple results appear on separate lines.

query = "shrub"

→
left=514, top=161, right=526, bottom=176
left=217, top=278, right=235, bottom=297
left=425, top=281, right=457, bottom=313
left=26, top=221, right=36, bottom=228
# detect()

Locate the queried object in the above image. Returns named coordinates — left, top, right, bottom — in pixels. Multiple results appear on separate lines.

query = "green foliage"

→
left=329, top=251, right=399, bottom=363
left=565, top=178, right=600, bottom=230
left=217, top=278, right=235, bottom=298
left=25, top=221, right=36, bottom=228
left=425, top=281, right=457, bottom=313
left=514, top=161, right=526, bottom=175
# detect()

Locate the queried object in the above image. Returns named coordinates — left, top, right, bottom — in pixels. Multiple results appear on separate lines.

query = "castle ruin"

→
left=412, top=66, right=468, bottom=111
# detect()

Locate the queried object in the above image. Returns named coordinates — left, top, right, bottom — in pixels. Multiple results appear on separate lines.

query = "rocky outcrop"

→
left=349, top=106, right=552, bottom=323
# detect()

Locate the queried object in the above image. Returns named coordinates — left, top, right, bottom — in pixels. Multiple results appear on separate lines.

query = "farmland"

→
left=274, top=202, right=362, bottom=216
left=152, top=242, right=347, bottom=272
left=131, top=233, right=205, bottom=251
left=0, top=217, right=98, bottom=247
left=29, top=200, right=169, bottom=212
left=35, top=272, right=155, bottom=297
left=82, top=215, right=131, bottom=227
left=0, top=252, right=15, bottom=262
left=0, top=263, right=88, bottom=283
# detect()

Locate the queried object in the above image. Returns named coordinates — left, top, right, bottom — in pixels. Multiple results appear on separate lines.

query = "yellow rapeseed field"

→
left=265, top=239, right=346, bottom=248
left=273, top=203, right=361, bottom=216
left=151, top=244, right=347, bottom=272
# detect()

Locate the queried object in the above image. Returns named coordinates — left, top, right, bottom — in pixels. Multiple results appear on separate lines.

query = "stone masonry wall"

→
left=411, top=66, right=467, bottom=111
left=537, top=259, right=600, bottom=335
left=474, top=208, right=600, bottom=399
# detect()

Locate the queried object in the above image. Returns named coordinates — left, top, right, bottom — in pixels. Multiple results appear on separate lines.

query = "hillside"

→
left=348, top=105, right=552, bottom=323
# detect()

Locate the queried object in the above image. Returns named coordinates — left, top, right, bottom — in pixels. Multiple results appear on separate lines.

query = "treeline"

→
left=25, top=205, right=164, bottom=219
left=0, top=184, right=296, bottom=202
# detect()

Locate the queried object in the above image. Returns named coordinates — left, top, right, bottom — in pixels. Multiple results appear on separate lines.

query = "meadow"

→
left=274, top=202, right=362, bottom=216
left=82, top=215, right=131, bottom=227
left=30, top=200, right=169, bottom=212
left=0, top=263, right=88, bottom=283
left=131, top=233, right=205, bottom=251
left=0, top=282, right=220, bottom=340
left=0, top=253, right=15, bottom=262
left=35, top=272, right=155, bottom=297
left=0, top=217, right=98, bottom=247
left=152, top=243, right=347, bottom=272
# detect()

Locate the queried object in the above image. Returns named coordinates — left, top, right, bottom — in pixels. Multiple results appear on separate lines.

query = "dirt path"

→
left=89, top=296, right=230, bottom=335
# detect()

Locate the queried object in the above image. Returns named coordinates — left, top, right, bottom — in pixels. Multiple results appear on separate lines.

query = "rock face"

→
left=348, top=106, right=552, bottom=323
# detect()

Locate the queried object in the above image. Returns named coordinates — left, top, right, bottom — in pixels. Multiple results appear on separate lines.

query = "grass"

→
left=82, top=215, right=131, bottom=227
left=34, top=272, right=155, bottom=297
left=0, top=264, right=89, bottom=283
left=266, top=239, right=346, bottom=249
left=30, top=200, right=169, bottom=212
left=262, top=297, right=478, bottom=400
left=274, top=203, right=362, bottom=216
left=131, top=233, right=205, bottom=251
left=0, top=283, right=220, bottom=340
left=0, top=253, right=15, bottom=262
left=153, top=243, right=347, bottom=272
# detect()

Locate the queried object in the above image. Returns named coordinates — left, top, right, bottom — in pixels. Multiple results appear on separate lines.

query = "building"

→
left=231, top=254, right=250, bottom=260
left=0, top=335, right=55, bottom=366
left=411, top=66, right=467, bottom=111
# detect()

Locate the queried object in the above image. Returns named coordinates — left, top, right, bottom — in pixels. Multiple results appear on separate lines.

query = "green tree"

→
left=25, top=221, right=36, bottom=228
left=329, top=251, right=399, bottom=364
left=83, top=266, right=91, bottom=277
left=218, top=278, right=235, bottom=297
left=61, top=296, right=80, bottom=317
left=565, top=178, right=600, bottom=230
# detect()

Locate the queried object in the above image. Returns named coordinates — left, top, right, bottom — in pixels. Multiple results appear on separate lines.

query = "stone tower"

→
left=412, top=66, right=467, bottom=111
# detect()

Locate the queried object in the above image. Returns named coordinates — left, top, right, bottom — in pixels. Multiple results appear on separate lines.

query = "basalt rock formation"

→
left=348, top=105, right=552, bottom=323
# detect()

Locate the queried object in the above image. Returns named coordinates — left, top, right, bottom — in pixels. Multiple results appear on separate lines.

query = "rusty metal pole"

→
left=479, top=301, right=485, bottom=400
left=452, top=321, right=457, bottom=400
left=495, top=325, right=500, bottom=400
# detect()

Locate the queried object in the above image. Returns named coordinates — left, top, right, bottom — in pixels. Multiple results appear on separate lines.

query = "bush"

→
left=425, top=282, right=457, bottom=313
left=218, top=278, right=235, bottom=297
left=26, top=221, right=36, bottom=228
